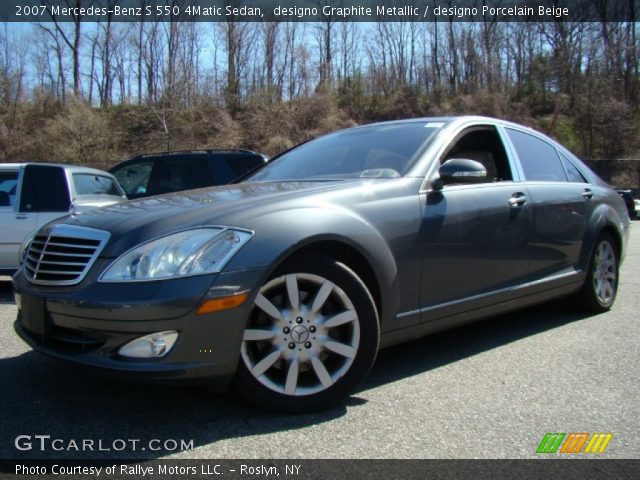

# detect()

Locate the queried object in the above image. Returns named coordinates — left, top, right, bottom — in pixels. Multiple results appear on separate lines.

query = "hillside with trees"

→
left=0, top=18, right=638, bottom=188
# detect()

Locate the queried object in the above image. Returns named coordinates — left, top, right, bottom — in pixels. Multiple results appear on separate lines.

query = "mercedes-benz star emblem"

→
left=290, top=325, right=310, bottom=344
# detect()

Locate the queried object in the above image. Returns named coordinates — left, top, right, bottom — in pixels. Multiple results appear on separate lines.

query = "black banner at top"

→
left=1, top=0, right=639, bottom=22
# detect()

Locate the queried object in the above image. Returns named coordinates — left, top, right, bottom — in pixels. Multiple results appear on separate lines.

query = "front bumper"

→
left=12, top=265, right=268, bottom=389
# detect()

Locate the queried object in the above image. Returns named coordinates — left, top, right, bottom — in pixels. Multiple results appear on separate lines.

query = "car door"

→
left=503, top=127, right=592, bottom=280
left=21, top=163, right=73, bottom=231
left=145, top=154, right=214, bottom=196
left=0, top=167, right=38, bottom=271
left=1, top=165, right=71, bottom=271
left=418, top=125, right=533, bottom=321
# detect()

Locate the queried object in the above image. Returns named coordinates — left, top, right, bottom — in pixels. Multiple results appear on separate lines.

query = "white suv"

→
left=0, top=163, right=126, bottom=274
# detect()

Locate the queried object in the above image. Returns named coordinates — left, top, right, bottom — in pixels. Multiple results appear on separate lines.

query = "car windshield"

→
left=249, top=122, right=442, bottom=182
left=73, top=173, right=122, bottom=196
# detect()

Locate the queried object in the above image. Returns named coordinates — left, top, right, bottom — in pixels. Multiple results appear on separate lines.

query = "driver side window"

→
left=112, top=161, right=153, bottom=198
left=441, top=126, right=513, bottom=182
left=0, top=171, right=18, bottom=208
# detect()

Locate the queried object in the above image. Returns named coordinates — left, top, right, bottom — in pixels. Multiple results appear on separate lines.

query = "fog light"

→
left=118, top=331, right=178, bottom=359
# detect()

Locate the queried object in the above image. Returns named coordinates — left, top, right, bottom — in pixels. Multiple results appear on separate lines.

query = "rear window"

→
left=212, top=154, right=266, bottom=184
left=146, top=155, right=215, bottom=196
left=559, top=153, right=587, bottom=183
left=506, top=128, right=568, bottom=182
left=73, top=173, right=122, bottom=196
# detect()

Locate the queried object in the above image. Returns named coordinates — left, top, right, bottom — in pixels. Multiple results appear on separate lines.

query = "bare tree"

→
left=314, top=8, right=336, bottom=90
left=336, top=22, right=360, bottom=82
left=221, top=19, right=256, bottom=109
left=43, top=0, right=86, bottom=98
left=37, top=23, right=68, bottom=101
left=262, top=21, right=280, bottom=100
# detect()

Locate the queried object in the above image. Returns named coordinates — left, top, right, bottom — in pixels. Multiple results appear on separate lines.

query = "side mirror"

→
left=435, top=158, right=487, bottom=188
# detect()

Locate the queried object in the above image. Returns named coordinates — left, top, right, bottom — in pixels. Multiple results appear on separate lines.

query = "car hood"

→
left=57, top=181, right=363, bottom=256
left=73, top=195, right=127, bottom=212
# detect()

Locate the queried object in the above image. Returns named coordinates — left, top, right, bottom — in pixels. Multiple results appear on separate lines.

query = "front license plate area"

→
left=21, top=295, right=49, bottom=337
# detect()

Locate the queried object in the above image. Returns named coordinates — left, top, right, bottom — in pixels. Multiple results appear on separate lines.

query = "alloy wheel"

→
left=592, top=240, right=617, bottom=305
left=241, top=273, right=361, bottom=396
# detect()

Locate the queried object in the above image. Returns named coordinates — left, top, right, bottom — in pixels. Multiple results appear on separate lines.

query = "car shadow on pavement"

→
left=364, top=299, right=590, bottom=391
left=0, top=279, right=14, bottom=304
left=0, top=350, right=352, bottom=459
left=0, top=298, right=591, bottom=460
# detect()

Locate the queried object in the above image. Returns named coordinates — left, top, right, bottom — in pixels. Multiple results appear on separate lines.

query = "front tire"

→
left=233, top=255, right=379, bottom=413
left=575, top=233, right=619, bottom=312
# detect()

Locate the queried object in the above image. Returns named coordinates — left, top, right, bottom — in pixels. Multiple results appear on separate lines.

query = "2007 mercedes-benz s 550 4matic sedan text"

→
left=13, top=116, right=630, bottom=412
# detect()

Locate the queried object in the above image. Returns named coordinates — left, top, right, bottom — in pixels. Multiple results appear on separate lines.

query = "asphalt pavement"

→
left=0, top=224, right=638, bottom=459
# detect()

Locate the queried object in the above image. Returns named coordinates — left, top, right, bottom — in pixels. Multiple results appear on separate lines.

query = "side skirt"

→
left=380, top=272, right=584, bottom=349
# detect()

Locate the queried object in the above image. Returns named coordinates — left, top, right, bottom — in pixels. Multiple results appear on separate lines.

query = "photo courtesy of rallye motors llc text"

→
left=15, top=463, right=300, bottom=476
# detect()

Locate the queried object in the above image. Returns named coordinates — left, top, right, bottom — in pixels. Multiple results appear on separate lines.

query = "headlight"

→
left=100, top=227, right=253, bottom=282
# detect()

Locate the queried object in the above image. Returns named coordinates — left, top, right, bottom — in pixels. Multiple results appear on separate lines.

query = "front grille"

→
left=24, top=224, right=110, bottom=286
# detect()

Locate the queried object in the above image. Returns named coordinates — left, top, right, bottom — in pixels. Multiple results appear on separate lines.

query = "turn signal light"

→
left=196, top=293, right=248, bottom=314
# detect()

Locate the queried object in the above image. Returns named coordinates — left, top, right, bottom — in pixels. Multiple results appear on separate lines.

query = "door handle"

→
left=509, top=192, right=527, bottom=208
left=582, top=188, right=594, bottom=200
left=15, top=213, right=28, bottom=219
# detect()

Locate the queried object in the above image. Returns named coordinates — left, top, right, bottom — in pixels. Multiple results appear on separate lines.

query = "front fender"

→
left=224, top=206, right=400, bottom=325
left=581, top=199, right=629, bottom=271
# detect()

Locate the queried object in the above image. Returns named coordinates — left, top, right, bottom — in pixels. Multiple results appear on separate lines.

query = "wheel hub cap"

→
left=290, top=325, right=310, bottom=344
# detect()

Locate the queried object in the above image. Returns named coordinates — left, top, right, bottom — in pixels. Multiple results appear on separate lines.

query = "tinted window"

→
left=213, top=154, right=266, bottom=184
left=250, top=123, right=441, bottom=182
left=73, top=173, right=122, bottom=196
left=506, top=128, right=567, bottom=182
left=559, top=153, right=587, bottom=183
left=0, top=171, right=18, bottom=207
left=146, top=155, right=214, bottom=196
left=111, top=160, right=153, bottom=198
left=20, top=165, right=70, bottom=212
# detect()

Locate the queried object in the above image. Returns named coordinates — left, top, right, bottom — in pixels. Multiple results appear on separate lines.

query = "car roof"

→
left=349, top=115, right=538, bottom=131
left=129, top=149, right=265, bottom=160
left=0, top=162, right=115, bottom=176
left=349, top=115, right=565, bottom=155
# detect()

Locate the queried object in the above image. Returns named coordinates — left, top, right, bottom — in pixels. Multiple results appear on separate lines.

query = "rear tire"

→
left=233, top=255, right=379, bottom=413
left=575, top=233, right=619, bottom=312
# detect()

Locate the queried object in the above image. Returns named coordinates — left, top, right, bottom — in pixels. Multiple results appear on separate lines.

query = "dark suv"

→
left=110, top=149, right=268, bottom=199
left=615, top=189, right=637, bottom=220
